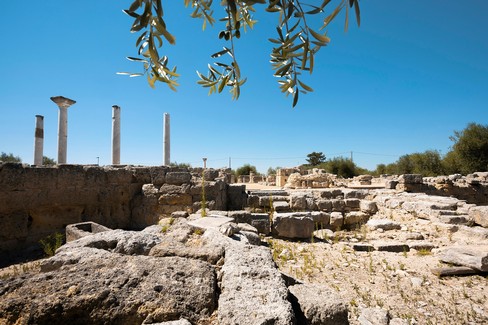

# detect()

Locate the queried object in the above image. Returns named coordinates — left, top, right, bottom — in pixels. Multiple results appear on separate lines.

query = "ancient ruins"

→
left=1, top=163, right=488, bottom=324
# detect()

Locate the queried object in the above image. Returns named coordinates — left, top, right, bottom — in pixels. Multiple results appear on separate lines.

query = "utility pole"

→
left=350, top=151, right=353, bottom=162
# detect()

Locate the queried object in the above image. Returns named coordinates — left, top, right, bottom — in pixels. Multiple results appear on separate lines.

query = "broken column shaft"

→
left=112, top=105, right=121, bottom=165
left=163, top=113, right=170, bottom=166
left=33, top=115, right=44, bottom=166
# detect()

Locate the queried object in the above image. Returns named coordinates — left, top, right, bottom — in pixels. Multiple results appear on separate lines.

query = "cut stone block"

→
left=373, top=241, right=410, bottom=253
left=438, top=245, right=488, bottom=271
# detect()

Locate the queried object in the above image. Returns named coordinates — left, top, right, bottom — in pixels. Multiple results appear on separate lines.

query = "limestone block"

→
left=469, top=206, right=488, bottom=228
left=272, top=213, right=314, bottom=239
left=344, top=211, right=369, bottom=228
left=373, top=241, right=410, bottom=253
left=358, top=307, right=389, bottom=325
left=187, top=216, right=234, bottom=232
left=343, top=189, right=367, bottom=199
left=353, top=243, right=375, bottom=252
left=218, top=245, right=295, bottom=324
left=251, top=219, right=271, bottom=235
left=366, top=219, right=401, bottom=231
left=142, top=184, right=159, bottom=196
left=165, top=172, right=191, bottom=185
left=4, top=249, right=216, bottom=324
left=273, top=201, right=290, bottom=212
left=316, top=199, right=333, bottom=212
left=438, top=245, right=488, bottom=271
left=398, top=174, right=423, bottom=184
left=345, top=198, right=361, bottom=210
left=288, top=283, right=348, bottom=325
left=331, top=199, right=346, bottom=212
left=306, top=197, right=316, bottom=210
left=310, top=211, right=330, bottom=226
left=360, top=200, right=378, bottom=214
left=159, top=184, right=189, bottom=194
left=158, top=193, right=193, bottom=206
left=329, top=212, right=344, bottom=230
left=290, top=193, right=308, bottom=210
left=227, top=210, right=251, bottom=223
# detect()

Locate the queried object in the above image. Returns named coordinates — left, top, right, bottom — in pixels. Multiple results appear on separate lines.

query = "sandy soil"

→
left=267, top=211, right=488, bottom=324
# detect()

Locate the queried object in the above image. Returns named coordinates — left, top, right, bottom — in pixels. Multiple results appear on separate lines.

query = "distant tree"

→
left=374, top=164, right=387, bottom=175
left=306, top=152, right=326, bottom=166
left=395, top=154, right=414, bottom=175
left=43, top=156, right=56, bottom=166
left=408, top=150, right=444, bottom=176
left=447, top=123, right=488, bottom=174
left=384, top=150, right=444, bottom=176
left=235, top=164, right=257, bottom=177
left=169, top=162, right=192, bottom=168
left=267, top=166, right=280, bottom=176
left=320, top=157, right=357, bottom=178
left=442, top=151, right=461, bottom=175
left=121, top=0, right=360, bottom=107
left=0, top=152, right=22, bottom=163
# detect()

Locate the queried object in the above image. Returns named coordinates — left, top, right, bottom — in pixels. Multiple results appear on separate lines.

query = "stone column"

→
left=163, top=113, right=170, bottom=166
left=33, top=115, right=44, bottom=166
left=50, top=96, right=76, bottom=164
left=112, top=105, right=121, bottom=165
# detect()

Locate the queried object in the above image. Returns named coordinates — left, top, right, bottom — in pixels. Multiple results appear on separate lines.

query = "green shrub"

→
left=39, top=233, right=64, bottom=257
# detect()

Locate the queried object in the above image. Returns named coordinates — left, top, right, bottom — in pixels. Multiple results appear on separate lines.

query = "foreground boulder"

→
left=218, top=245, right=296, bottom=324
left=288, top=283, right=349, bottom=325
left=0, top=248, right=217, bottom=324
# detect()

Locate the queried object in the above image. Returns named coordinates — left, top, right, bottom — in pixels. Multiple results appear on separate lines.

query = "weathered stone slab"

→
left=288, top=283, right=348, bottom=325
left=344, top=211, right=369, bottom=229
left=2, top=249, right=217, bottom=324
left=438, top=245, right=488, bottom=271
left=373, top=241, right=410, bottom=253
left=165, top=171, right=192, bottom=185
left=469, top=206, right=488, bottom=228
left=273, top=200, right=290, bottom=212
left=358, top=307, right=389, bottom=325
left=431, top=266, right=479, bottom=277
left=352, top=243, right=375, bottom=252
left=366, top=219, right=401, bottom=231
left=187, top=216, right=233, bottom=231
left=438, top=214, right=469, bottom=225
left=408, top=241, right=435, bottom=251
left=272, top=213, right=314, bottom=239
left=250, top=213, right=271, bottom=235
left=57, top=227, right=164, bottom=257
left=310, top=211, right=330, bottom=226
left=218, top=245, right=295, bottom=324
left=360, top=200, right=378, bottom=214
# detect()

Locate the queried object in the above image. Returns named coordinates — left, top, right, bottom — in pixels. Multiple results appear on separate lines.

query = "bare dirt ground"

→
left=267, top=212, right=488, bottom=324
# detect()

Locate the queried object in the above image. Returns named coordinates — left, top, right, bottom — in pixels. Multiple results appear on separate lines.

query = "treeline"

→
left=305, top=123, right=488, bottom=178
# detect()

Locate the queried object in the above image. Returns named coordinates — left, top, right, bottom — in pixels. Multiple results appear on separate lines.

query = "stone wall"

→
left=0, top=163, right=244, bottom=258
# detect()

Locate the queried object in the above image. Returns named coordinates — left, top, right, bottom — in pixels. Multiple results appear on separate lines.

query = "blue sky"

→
left=1, top=1, right=487, bottom=173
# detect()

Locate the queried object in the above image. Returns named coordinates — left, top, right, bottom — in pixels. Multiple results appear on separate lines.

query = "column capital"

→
left=50, top=96, right=76, bottom=109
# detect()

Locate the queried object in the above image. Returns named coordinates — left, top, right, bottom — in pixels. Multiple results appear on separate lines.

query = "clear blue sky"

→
left=1, top=1, right=487, bottom=173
